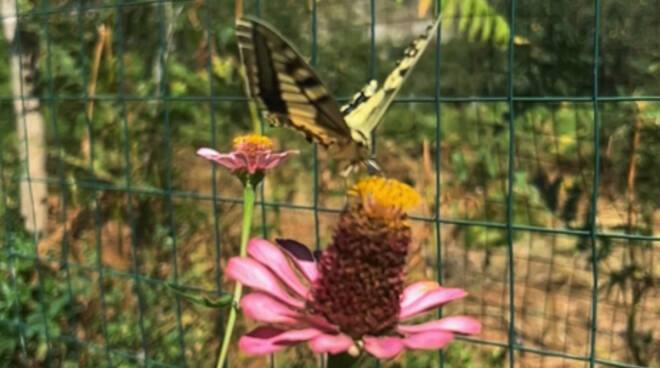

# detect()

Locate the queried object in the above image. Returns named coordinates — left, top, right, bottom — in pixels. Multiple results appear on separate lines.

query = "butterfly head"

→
left=335, top=139, right=381, bottom=177
left=341, top=159, right=380, bottom=178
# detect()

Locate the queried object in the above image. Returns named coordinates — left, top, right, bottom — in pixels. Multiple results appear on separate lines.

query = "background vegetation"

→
left=0, top=0, right=658, bottom=367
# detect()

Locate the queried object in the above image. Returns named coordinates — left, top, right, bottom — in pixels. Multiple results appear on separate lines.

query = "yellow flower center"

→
left=232, top=134, right=273, bottom=152
left=349, top=176, right=420, bottom=211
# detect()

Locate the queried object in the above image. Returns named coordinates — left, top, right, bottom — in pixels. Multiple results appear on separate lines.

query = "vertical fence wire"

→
left=433, top=1, right=444, bottom=367
left=40, top=0, right=80, bottom=362
left=75, top=0, right=112, bottom=364
left=588, top=0, right=602, bottom=367
left=251, top=0, right=271, bottom=366
left=310, top=2, right=322, bottom=367
left=506, top=0, right=517, bottom=367
left=368, top=0, right=376, bottom=162
left=202, top=0, right=226, bottom=365
left=368, top=4, right=380, bottom=368
left=255, top=0, right=268, bottom=241
left=156, top=1, right=187, bottom=366
left=113, top=1, right=149, bottom=364
left=310, top=0, right=320, bottom=255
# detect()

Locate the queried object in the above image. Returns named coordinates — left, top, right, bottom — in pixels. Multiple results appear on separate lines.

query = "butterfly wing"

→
left=343, top=16, right=442, bottom=146
left=236, top=17, right=352, bottom=148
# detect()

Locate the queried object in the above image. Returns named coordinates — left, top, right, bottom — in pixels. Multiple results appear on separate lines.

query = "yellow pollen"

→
left=232, top=134, right=273, bottom=151
left=350, top=176, right=420, bottom=210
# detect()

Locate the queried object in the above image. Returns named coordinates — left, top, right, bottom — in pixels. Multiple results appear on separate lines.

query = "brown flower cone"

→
left=311, top=203, right=411, bottom=339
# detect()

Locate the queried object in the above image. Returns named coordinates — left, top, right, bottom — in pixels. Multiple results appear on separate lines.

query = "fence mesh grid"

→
left=0, top=0, right=658, bottom=367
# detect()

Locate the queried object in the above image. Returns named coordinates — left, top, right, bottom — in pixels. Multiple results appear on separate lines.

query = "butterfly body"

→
left=236, top=15, right=441, bottom=173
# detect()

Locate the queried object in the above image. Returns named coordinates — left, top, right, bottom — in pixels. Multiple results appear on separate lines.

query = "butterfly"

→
left=235, top=15, right=441, bottom=174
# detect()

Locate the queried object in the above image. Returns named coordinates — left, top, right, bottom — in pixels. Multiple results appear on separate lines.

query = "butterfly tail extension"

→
left=344, top=14, right=443, bottom=144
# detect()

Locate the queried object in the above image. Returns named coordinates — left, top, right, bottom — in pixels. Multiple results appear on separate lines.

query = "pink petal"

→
left=397, top=316, right=481, bottom=336
left=258, top=151, right=297, bottom=170
left=399, top=287, right=467, bottom=321
left=400, top=281, right=439, bottom=309
left=233, top=152, right=256, bottom=173
left=238, top=326, right=322, bottom=355
left=241, top=294, right=337, bottom=332
left=196, top=147, right=223, bottom=161
left=196, top=148, right=242, bottom=171
left=309, top=333, right=354, bottom=354
left=275, top=238, right=319, bottom=282
left=403, top=330, right=454, bottom=350
left=247, top=238, right=310, bottom=299
left=226, top=257, right=304, bottom=309
left=299, top=313, right=339, bottom=333
left=362, top=336, right=404, bottom=359
left=240, top=293, right=303, bottom=326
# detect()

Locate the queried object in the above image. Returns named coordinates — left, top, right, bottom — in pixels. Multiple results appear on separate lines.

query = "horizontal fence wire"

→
left=0, top=315, right=649, bottom=368
left=0, top=0, right=658, bottom=367
left=2, top=94, right=660, bottom=102
left=4, top=175, right=660, bottom=241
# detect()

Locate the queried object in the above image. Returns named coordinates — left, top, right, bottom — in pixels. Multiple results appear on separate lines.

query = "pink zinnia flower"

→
left=227, top=177, right=481, bottom=359
left=197, top=134, right=297, bottom=181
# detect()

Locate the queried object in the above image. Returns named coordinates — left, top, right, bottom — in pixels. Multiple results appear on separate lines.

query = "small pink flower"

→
left=196, top=134, right=297, bottom=177
left=226, top=238, right=481, bottom=359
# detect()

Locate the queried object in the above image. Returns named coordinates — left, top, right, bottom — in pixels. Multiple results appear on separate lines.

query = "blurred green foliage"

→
left=0, top=0, right=659, bottom=367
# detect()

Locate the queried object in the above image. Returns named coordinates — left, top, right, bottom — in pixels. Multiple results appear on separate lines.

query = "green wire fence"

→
left=0, top=0, right=658, bottom=367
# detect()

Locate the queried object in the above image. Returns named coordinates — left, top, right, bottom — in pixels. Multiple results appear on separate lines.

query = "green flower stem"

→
left=216, top=184, right=255, bottom=368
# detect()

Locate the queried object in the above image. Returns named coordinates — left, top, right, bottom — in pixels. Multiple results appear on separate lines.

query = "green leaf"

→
left=458, top=0, right=472, bottom=32
left=480, top=13, right=493, bottom=42
left=443, top=0, right=510, bottom=47
left=467, top=1, right=485, bottom=41
left=451, top=151, right=468, bottom=183
left=165, top=283, right=232, bottom=308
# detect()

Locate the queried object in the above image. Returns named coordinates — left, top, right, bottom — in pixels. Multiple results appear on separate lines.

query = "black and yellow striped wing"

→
left=235, top=17, right=353, bottom=148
